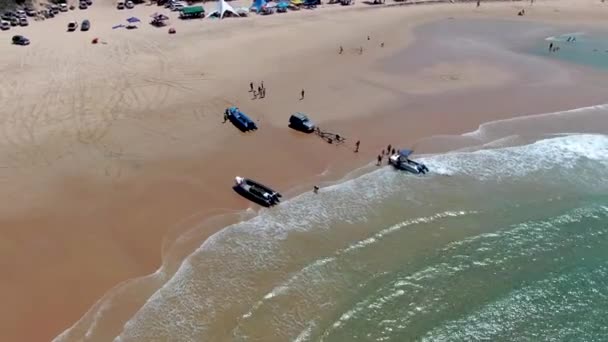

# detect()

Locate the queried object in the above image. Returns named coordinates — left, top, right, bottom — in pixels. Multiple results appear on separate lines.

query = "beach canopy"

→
left=126, top=16, right=140, bottom=23
left=291, top=0, right=304, bottom=5
left=206, top=0, right=239, bottom=19
left=251, top=0, right=267, bottom=12
left=277, top=1, right=289, bottom=8
left=398, top=149, right=413, bottom=158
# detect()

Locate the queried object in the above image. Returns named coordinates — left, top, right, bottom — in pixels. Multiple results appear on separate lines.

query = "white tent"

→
left=206, top=0, right=239, bottom=19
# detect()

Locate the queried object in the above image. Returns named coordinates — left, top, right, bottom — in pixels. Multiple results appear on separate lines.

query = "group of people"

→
left=376, top=144, right=396, bottom=166
left=250, top=81, right=266, bottom=99
left=338, top=35, right=384, bottom=55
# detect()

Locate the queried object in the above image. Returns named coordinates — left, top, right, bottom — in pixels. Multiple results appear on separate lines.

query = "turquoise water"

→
left=113, top=127, right=608, bottom=341
left=535, top=32, right=608, bottom=70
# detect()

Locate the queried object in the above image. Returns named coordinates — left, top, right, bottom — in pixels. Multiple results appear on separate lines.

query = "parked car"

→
left=19, top=17, right=28, bottom=26
left=25, top=8, right=36, bottom=16
left=81, top=19, right=90, bottom=31
left=164, top=0, right=176, bottom=8
left=10, top=17, right=18, bottom=26
left=125, top=0, right=134, bottom=8
left=15, top=9, right=26, bottom=17
left=67, top=20, right=78, bottom=31
left=289, top=113, right=316, bottom=133
left=12, top=35, right=30, bottom=45
left=60, top=3, right=69, bottom=12
left=79, top=2, right=88, bottom=9
left=170, top=2, right=184, bottom=11
left=86, top=0, right=93, bottom=5
left=117, top=1, right=125, bottom=9
left=1, top=20, right=10, bottom=30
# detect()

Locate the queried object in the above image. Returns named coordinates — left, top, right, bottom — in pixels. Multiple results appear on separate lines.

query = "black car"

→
left=12, top=35, right=30, bottom=45
left=289, top=112, right=316, bottom=133
left=79, top=2, right=88, bottom=9
left=81, top=19, right=90, bottom=31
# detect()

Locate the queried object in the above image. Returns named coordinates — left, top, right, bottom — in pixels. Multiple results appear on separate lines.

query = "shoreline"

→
left=2, top=0, right=608, bottom=340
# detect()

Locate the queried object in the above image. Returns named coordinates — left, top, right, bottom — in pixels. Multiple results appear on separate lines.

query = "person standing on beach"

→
left=377, top=154, right=382, bottom=166
left=339, top=45, right=343, bottom=54
left=387, top=144, right=392, bottom=154
left=549, top=42, right=553, bottom=52
left=355, top=140, right=360, bottom=152
left=250, top=82, right=254, bottom=92
left=476, top=0, right=480, bottom=7
left=301, top=89, right=305, bottom=100
left=381, top=42, right=384, bottom=48
left=367, top=35, right=370, bottom=41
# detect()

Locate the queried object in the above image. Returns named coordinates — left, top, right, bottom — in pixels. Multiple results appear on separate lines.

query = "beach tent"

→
left=206, top=0, right=239, bottom=19
left=277, top=1, right=289, bottom=9
left=291, top=0, right=304, bottom=5
left=250, top=0, right=267, bottom=12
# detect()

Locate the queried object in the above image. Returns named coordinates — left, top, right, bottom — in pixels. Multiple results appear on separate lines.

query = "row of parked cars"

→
left=1, top=8, right=32, bottom=30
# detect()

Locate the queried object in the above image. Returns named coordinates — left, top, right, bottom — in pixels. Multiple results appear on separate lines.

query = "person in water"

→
left=313, top=186, right=319, bottom=194
left=355, top=140, right=360, bottom=153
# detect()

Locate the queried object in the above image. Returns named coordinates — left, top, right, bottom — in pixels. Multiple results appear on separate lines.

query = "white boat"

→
left=389, top=149, right=429, bottom=175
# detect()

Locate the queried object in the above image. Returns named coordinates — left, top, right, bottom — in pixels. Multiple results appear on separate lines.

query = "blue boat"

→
left=226, top=106, right=258, bottom=132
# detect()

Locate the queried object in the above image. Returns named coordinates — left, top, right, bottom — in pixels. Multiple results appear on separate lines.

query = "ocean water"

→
left=105, top=119, right=608, bottom=341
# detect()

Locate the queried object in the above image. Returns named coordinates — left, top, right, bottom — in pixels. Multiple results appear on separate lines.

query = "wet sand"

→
left=1, top=0, right=608, bottom=340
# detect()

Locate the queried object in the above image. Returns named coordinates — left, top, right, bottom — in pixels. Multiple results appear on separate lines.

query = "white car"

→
left=1, top=20, right=10, bottom=30
left=15, top=9, right=26, bottom=17
left=170, top=2, right=184, bottom=11
left=60, top=3, right=68, bottom=12
left=125, top=0, right=134, bottom=8
left=19, top=17, right=28, bottom=26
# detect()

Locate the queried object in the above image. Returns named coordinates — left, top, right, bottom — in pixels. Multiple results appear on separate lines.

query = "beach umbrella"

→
left=127, top=16, right=141, bottom=23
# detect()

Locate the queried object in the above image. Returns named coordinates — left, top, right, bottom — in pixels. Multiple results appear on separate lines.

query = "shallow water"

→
left=537, top=31, right=608, bottom=70
left=110, top=127, right=608, bottom=341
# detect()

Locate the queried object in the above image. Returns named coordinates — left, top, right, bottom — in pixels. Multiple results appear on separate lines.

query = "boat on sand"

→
left=226, top=106, right=258, bottom=132
left=389, top=149, right=429, bottom=175
left=234, top=176, right=281, bottom=206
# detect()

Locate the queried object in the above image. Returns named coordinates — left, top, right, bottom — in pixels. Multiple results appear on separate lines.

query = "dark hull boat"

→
left=234, top=177, right=282, bottom=207
left=389, top=149, right=429, bottom=175
left=226, top=106, right=257, bottom=132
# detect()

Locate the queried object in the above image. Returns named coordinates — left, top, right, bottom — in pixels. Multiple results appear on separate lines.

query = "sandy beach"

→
left=1, top=0, right=608, bottom=340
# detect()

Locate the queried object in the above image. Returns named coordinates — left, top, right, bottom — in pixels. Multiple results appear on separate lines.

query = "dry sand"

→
left=1, top=0, right=607, bottom=340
